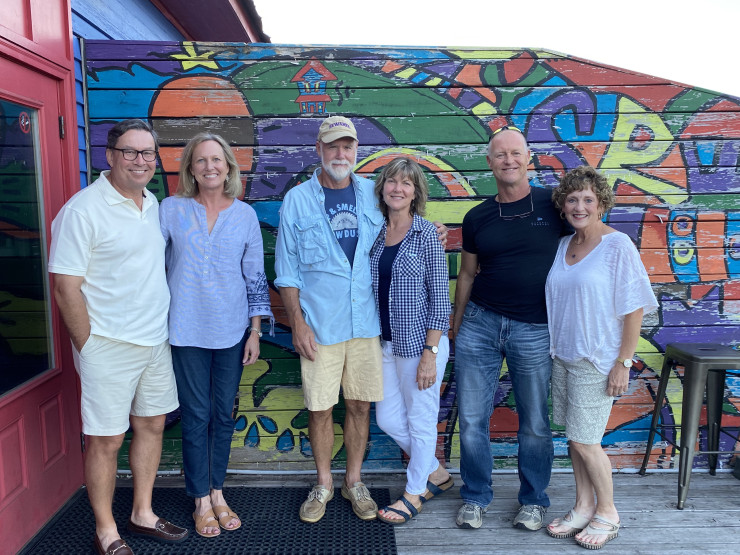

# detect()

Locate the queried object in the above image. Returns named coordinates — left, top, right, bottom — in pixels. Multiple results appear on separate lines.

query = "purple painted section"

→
left=526, top=91, right=601, bottom=173
left=87, top=59, right=184, bottom=75
left=457, top=89, right=483, bottom=110
left=609, top=208, right=643, bottom=243
left=423, top=61, right=461, bottom=79
left=684, top=141, right=740, bottom=193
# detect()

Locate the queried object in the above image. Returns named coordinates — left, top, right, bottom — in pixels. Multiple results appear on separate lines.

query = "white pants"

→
left=376, top=336, right=450, bottom=495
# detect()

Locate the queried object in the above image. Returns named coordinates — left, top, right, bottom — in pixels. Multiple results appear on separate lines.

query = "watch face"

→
left=622, top=359, right=633, bottom=368
left=425, top=345, right=438, bottom=354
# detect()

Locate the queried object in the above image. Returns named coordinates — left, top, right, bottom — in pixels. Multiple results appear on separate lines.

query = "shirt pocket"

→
left=295, top=217, right=328, bottom=265
left=359, top=209, right=385, bottom=255
left=395, top=250, right=424, bottom=283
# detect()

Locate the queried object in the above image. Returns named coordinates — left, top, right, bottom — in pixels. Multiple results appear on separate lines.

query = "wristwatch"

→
left=423, top=345, right=439, bottom=354
left=249, top=327, right=263, bottom=338
left=617, top=357, right=633, bottom=368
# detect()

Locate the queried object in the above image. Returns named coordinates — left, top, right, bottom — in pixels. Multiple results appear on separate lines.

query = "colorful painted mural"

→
left=84, top=41, right=740, bottom=472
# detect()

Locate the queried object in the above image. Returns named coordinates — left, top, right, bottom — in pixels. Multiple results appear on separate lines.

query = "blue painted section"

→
left=71, top=0, right=185, bottom=190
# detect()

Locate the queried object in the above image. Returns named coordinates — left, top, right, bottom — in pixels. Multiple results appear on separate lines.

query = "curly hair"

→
left=552, top=165, right=614, bottom=214
left=177, top=132, right=243, bottom=198
left=373, top=157, right=428, bottom=218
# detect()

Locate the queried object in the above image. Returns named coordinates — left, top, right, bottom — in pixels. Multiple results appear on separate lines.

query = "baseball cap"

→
left=317, top=116, right=357, bottom=143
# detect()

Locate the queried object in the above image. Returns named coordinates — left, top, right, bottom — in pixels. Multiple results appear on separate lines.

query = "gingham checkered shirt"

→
left=370, top=214, right=451, bottom=358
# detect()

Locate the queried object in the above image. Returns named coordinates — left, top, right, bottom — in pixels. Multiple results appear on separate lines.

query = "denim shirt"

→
left=274, top=169, right=384, bottom=346
left=370, top=214, right=451, bottom=358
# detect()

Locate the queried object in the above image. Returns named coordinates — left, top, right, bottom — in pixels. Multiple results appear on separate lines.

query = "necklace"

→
left=498, top=191, right=533, bottom=220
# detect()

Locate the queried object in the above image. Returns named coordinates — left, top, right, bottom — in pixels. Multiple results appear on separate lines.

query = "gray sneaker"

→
left=456, top=502, right=484, bottom=529
left=513, top=504, right=546, bottom=530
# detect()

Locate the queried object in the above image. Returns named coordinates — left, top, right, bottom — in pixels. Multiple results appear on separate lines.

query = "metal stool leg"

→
left=677, top=365, right=708, bottom=509
left=640, top=356, right=673, bottom=474
left=706, top=369, right=726, bottom=476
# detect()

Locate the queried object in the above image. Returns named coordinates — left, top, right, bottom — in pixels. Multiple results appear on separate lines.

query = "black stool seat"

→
left=639, top=343, right=740, bottom=509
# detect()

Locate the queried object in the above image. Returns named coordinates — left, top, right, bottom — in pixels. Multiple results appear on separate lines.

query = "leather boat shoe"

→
left=94, top=536, right=134, bottom=555
left=126, top=518, right=188, bottom=543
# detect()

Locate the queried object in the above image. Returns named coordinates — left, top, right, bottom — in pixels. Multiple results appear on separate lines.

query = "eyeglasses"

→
left=491, top=125, right=523, bottom=137
left=110, top=147, right=158, bottom=162
left=498, top=191, right=533, bottom=220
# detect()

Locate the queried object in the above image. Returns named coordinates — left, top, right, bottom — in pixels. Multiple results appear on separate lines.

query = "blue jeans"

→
left=456, top=301, right=553, bottom=508
left=171, top=332, right=247, bottom=498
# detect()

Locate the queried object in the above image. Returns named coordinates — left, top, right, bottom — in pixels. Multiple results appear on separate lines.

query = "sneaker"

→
left=513, top=504, right=547, bottom=531
left=456, top=502, right=484, bottom=529
left=341, top=481, right=377, bottom=520
left=299, top=485, right=334, bottom=523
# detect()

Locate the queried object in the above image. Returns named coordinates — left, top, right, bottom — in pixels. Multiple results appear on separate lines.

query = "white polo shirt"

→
left=49, top=171, right=169, bottom=346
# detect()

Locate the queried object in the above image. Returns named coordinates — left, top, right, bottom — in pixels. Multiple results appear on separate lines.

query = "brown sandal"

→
left=192, top=508, right=220, bottom=538
left=212, top=504, right=241, bottom=530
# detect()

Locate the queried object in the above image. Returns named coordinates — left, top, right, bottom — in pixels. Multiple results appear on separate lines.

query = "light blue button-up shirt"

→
left=274, top=169, right=384, bottom=346
left=160, top=196, right=273, bottom=349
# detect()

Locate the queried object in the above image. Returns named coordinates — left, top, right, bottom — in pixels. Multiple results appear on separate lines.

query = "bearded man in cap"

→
left=275, top=116, right=445, bottom=523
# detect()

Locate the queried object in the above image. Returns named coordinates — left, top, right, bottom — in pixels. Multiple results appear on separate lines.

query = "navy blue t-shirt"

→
left=461, top=186, right=570, bottom=323
left=378, top=241, right=402, bottom=341
left=323, top=185, right=358, bottom=266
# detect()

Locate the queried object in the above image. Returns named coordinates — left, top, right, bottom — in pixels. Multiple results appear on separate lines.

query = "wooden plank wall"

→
left=83, top=41, right=740, bottom=472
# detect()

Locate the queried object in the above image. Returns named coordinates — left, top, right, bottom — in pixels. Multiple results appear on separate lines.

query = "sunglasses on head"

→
left=491, top=125, right=523, bottom=137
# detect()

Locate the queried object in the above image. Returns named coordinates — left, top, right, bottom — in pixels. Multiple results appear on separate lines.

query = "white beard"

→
left=320, top=149, right=356, bottom=182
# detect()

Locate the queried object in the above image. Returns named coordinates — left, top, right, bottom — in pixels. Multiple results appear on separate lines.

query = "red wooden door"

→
left=0, top=56, right=84, bottom=554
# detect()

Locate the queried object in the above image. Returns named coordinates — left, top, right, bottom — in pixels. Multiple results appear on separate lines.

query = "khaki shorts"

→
left=73, top=334, right=179, bottom=436
left=300, top=337, right=383, bottom=411
left=551, top=357, right=614, bottom=445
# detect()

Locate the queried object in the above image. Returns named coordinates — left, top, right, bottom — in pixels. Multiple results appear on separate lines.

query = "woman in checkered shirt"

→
left=370, top=157, right=453, bottom=524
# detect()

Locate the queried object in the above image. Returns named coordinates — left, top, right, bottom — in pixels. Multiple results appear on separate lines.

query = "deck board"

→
left=142, top=470, right=740, bottom=554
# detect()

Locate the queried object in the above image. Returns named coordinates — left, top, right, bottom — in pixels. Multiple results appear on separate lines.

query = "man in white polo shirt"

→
left=49, top=119, right=187, bottom=555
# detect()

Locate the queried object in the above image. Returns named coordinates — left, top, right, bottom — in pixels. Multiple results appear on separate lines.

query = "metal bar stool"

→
left=639, top=343, right=740, bottom=509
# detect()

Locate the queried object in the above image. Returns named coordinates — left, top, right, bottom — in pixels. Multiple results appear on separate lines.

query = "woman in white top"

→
left=544, top=166, right=657, bottom=550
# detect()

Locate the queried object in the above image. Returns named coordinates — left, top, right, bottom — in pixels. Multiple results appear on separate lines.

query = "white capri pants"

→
left=375, top=336, right=450, bottom=495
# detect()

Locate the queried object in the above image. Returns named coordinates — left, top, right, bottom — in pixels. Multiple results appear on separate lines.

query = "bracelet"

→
left=249, top=327, right=262, bottom=338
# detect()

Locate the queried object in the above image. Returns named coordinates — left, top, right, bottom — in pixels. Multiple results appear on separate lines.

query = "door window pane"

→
left=0, top=98, right=54, bottom=395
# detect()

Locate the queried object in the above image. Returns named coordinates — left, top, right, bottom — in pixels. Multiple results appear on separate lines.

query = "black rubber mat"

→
left=21, top=486, right=396, bottom=555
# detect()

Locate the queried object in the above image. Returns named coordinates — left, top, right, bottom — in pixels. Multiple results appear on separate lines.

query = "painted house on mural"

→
left=0, top=1, right=266, bottom=552
left=83, top=41, right=740, bottom=477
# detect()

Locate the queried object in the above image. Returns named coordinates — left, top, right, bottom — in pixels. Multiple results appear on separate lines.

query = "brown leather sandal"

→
left=212, top=504, right=241, bottom=530
left=192, top=508, right=220, bottom=538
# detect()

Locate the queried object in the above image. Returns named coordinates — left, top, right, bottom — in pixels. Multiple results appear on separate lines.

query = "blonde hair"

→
left=177, top=132, right=242, bottom=198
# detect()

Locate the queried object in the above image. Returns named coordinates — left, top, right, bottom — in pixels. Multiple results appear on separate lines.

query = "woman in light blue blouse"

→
left=370, top=157, right=453, bottom=524
left=160, top=133, right=272, bottom=538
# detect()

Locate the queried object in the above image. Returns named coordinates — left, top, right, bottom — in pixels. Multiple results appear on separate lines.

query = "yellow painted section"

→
left=601, top=98, right=688, bottom=204
left=395, top=68, right=417, bottom=79
left=472, top=102, right=496, bottom=116
left=426, top=200, right=482, bottom=224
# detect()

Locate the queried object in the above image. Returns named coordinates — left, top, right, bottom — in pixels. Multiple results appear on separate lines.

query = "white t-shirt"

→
left=545, top=231, right=658, bottom=375
left=48, top=171, right=169, bottom=345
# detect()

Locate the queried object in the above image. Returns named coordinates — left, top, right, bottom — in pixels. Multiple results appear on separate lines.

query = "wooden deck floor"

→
left=225, top=470, right=740, bottom=554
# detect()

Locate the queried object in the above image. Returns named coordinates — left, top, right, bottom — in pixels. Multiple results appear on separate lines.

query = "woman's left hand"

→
left=416, top=352, right=437, bottom=391
left=243, top=333, right=260, bottom=365
left=606, top=364, right=629, bottom=397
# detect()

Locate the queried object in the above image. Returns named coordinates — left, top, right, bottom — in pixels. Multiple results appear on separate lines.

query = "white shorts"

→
left=73, top=334, right=179, bottom=436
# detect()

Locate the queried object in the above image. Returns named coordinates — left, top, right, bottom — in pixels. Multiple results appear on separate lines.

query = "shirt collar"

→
left=98, top=170, right=153, bottom=210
